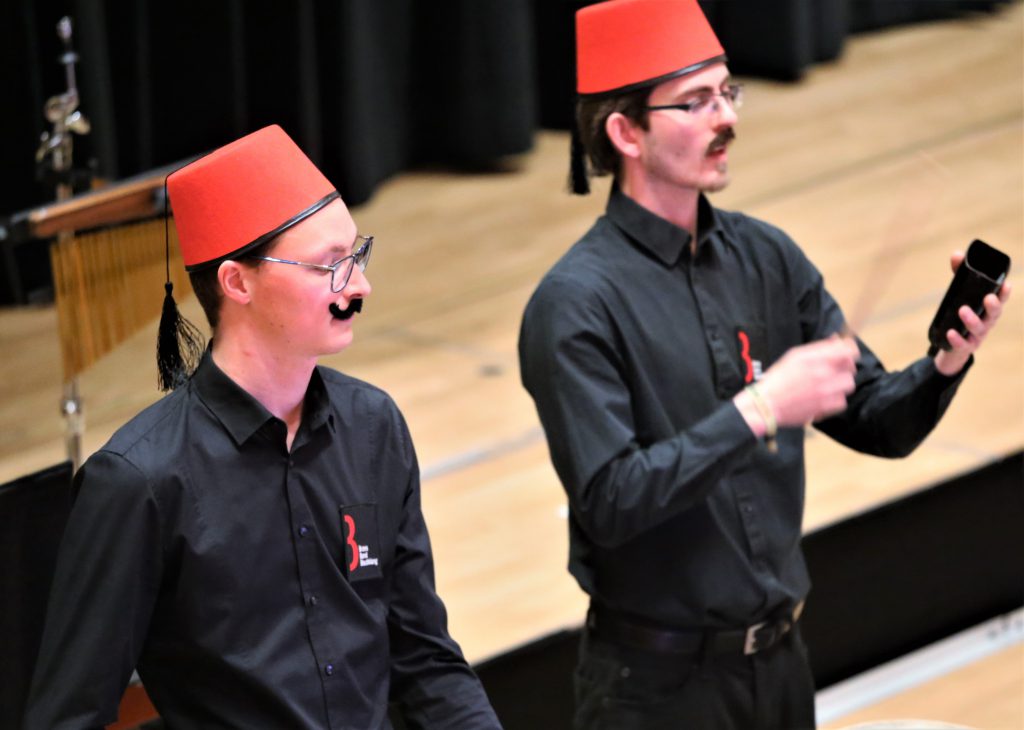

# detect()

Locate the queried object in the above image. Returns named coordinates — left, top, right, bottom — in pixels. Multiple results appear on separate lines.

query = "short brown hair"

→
left=576, top=85, right=652, bottom=179
left=187, top=238, right=275, bottom=330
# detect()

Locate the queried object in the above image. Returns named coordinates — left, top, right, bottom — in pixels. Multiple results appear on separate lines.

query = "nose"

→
left=714, top=96, right=739, bottom=127
left=345, top=264, right=372, bottom=299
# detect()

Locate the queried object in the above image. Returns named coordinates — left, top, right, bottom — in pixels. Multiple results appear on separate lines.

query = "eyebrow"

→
left=326, top=235, right=363, bottom=259
left=672, top=79, right=733, bottom=101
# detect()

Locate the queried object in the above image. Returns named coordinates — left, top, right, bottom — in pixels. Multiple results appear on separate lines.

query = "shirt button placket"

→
left=285, top=453, right=330, bottom=693
left=738, top=495, right=767, bottom=559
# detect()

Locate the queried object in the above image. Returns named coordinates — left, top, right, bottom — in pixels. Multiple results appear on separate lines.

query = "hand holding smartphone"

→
left=927, top=239, right=1010, bottom=355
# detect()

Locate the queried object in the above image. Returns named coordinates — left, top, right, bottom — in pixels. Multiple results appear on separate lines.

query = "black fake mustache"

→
left=708, top=128, right=736, bottom=154
left=329, top=299, right=363, bottom=320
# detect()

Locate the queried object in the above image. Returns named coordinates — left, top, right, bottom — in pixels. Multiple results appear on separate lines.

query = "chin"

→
left=310, top=328, right=354, bottom=358
left=330, top=331, right=355, bottom=354
left=701, top=174, right=731, bottom=194
left=322, top=338, right=352, bottom=357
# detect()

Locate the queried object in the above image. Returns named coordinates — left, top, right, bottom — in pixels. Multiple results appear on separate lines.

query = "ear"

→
left=217, top=260, right=253, bottom=306
left=605, top=112, right=645, bottom=162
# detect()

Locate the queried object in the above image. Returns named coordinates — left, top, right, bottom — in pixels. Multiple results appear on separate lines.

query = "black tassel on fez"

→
left=569, top=115, right=590, bottom=196
left=157, top=182, right=205, bottom=392
left=157, top=281, right=205, bottom=391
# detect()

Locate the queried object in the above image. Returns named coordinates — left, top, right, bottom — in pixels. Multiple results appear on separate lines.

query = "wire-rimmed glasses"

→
left=249, top=235, right=373, bottom=292
left=645, top=83, right=744, bottom=116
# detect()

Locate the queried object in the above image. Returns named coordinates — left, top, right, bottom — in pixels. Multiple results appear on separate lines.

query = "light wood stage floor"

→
left=2, top=5, right=1021, bottom=728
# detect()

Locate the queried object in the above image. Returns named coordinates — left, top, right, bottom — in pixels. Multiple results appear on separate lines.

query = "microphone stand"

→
left=36, top=16, right=91, bottom=471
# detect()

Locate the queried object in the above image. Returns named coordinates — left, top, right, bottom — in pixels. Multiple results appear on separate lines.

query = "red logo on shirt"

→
left=343, top=515, right=359, bottom=572
left=736, top=327, right=764, bottom=383
left=340, top=505, right=380, bottom=578
left=737, top=329, right=754, bottom=384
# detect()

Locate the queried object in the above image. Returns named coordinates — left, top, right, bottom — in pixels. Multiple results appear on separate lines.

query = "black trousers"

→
left=573, top=625, right=816, bottom=730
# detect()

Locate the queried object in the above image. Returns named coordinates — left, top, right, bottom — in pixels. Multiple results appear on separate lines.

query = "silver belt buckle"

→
left=743, top=621, right=767, bottom=655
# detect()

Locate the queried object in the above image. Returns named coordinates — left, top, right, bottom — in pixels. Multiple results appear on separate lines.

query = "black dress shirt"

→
left=519, top=186, right=967, bottom=630
left=24, top=352, right=500, bottom=730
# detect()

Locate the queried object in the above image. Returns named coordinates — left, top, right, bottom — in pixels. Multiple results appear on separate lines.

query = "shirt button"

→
left=309, top=594, right=318, bottom=606
left=620, top=666, right=631, bottom=678
left=324, top=663, right=334, bottom=676
left=298, top=525, right=309, bottom=537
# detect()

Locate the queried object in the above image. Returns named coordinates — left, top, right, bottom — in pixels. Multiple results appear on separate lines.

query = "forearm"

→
left=387, top=467, right=501, bottom=729
left=392, top=667, right=501, bottom=730
left=818, top=355, right=969, bottom=457
left=565, top=402, right=758, bottom=548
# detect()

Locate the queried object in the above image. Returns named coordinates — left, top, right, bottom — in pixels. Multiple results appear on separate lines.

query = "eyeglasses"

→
left=249, top=235, right=373, bottom=292
left=645, top=83, right=744, bottom=116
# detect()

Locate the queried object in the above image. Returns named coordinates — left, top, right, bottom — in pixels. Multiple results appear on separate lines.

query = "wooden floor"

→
left=2, top=5, right=1021, bottom=727
left=821, top=643, right=1024, bottom=730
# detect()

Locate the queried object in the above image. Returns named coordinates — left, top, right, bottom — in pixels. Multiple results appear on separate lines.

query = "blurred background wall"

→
left=2, top=0, right=1011, bottom=240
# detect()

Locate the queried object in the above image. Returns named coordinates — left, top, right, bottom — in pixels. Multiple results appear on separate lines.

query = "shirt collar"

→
left=605, top=184, right=719, bottom=267
left=192, top=347, right=334, bottom=446
left=305, top=367, right=334, bottom=434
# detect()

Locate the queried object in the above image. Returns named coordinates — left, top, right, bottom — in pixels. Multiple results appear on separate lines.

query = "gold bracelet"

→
left=745, top=383, right=778, bottom=453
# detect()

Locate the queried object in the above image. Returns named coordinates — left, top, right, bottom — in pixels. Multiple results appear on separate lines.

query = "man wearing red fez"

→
left=25, top=126, right=501, bottom=729
left=519, top=1, right=1010, bottom=728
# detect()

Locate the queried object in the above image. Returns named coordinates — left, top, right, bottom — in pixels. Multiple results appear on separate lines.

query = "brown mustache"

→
left=707, top=128, right=736, bottom=154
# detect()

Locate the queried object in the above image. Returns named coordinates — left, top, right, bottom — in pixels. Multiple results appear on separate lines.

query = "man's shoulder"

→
left=81, top=387, right=193, bottom=486
left=533, top=219, right=621, bottom=299
left=714, top=207, right=824, bottom=296
left=715, top=207, right=796, bottom=248
left=316, top=368, right=415, bottom=467
left=318, top=367, right=394, bottom=406
left=317, top=367, right=406, bottom=428
left=101, top=387, right=190, bottom=460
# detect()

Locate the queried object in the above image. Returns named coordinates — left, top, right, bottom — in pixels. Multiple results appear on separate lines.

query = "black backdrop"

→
left=0, top=0, right=1010, bottom=303
left=4, top=0, right=1011, bottom=214
left=2, top=0, right=536, bottom=213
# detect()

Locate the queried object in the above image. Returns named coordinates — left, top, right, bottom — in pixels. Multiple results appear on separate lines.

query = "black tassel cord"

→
left=569, top=108, right=591, bottom=196
left=157, top=281, right=205, bottom=391
left=157, top=179, right=206, bottom=391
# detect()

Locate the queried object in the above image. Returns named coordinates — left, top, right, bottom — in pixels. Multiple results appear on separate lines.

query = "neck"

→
left=620, top=173, right=701, bottom=251
left=211, top=328, right=315, bottom=448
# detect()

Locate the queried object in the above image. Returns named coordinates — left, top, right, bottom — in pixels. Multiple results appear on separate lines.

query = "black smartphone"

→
left=927, top=239, right=1010, bottom=353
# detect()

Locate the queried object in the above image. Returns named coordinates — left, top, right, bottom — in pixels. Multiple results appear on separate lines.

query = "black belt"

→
left=587, top=601, right=804, bottom=657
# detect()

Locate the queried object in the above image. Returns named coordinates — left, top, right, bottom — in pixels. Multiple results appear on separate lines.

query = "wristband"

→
left=745, top=383, right=778, bottom=453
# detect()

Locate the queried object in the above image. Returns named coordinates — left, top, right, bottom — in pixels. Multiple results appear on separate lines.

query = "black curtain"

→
left=1, top=0, right=1011, bottom=221
left=531, top=0, right=1011, bottom=128
left=849, top=0, right=1012, bottom=30
left=1, top=0, right=536, bottom=219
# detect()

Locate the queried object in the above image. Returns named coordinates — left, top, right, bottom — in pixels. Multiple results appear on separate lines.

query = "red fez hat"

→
left=576, top=0, right=725, bottom=97
left=167, top=124, right=338, bottom=271
left=156, top=124, right=338, bottom=391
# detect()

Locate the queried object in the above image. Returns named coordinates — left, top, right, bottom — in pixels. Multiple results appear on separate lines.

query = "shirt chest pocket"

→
left=339, top=503, right=383, bottom=585
left=710, top=320, right=769, bottom=398
left=733, top=322, right=770, bottom=385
